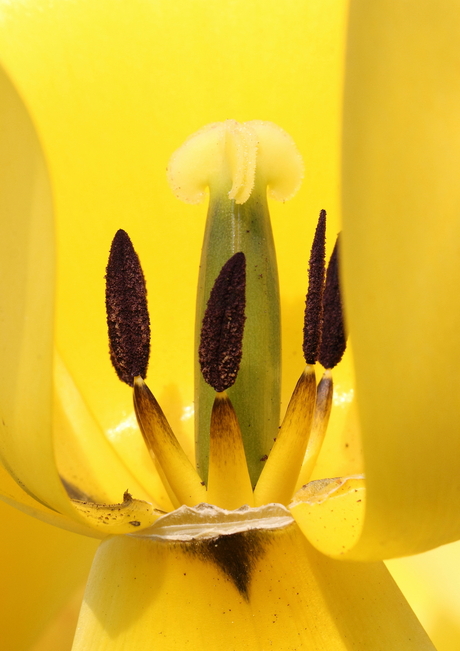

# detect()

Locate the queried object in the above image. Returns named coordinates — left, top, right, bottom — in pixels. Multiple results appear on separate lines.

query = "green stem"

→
left=195, top=189, right=281, bottom=486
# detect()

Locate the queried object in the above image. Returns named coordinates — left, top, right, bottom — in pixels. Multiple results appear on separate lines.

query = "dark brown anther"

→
left=318, top=235, right=346, bottom=369
left=105, top=229, right=150, bottom=386
left=199, top=252, right=246, bottom=392
left=303, top=210, right=327, bottom=364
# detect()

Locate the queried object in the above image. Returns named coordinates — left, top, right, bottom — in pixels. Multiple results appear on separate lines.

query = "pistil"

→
left=168, top=120, right=304, bottom=484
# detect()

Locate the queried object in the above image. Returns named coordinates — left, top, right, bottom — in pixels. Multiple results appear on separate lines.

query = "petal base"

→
left=73, top=503, right=434, bottom=650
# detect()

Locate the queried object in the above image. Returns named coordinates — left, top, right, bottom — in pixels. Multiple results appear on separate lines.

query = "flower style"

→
left=0, top=0, right=460, bottom=649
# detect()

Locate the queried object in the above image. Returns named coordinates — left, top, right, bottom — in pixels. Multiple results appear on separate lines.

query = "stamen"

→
left=295, top=370, right=333, bottom=490
left=133, top=377, right=206, bottom=507
left=199, top=252, right=246, bottom=393
left=318, top=236, right=346, bottom=369
left=105, top=230, right=150, bottom=386
left=303, top=210, right=327, bottom=364
left=254, top=365, right=317, bottom=506
left=207, top=392, right=254, bottom=509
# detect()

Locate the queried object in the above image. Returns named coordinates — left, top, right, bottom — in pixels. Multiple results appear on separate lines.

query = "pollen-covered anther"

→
left=105, top=230, right=150, bottom=386
left=303, top=209, right=327, bottom=364
left=167, top=119, right=304, bottom=205
left=199, top=252, right=246, bottom=392
left=318, top=235, right=347, bottom=369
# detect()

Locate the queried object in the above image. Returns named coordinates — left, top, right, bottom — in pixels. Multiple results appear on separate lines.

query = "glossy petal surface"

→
left=0, top=500, right=97, bottom=651
left=73, top=516, right=434, bottom=651
left=340, top=0, right=460, bottom=559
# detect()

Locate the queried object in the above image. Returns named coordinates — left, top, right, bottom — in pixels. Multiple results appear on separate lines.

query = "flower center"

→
left=101, top=122, right=345, bottom=516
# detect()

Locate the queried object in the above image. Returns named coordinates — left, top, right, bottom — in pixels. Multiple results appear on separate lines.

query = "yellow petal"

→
left=54, top=353, right=159, bottom=506
left=340, top=0, right=460, bottom=558
left=30, top=585, right=85, bottom=651
left=0, top=464, right=100, bottom=537
left=387, top=541, right=460, bottom=651
left=0, top=499, right=97, bottom=651
left=0, top=64, right=80, bottom=519
left=0, top=65, right=152, bottom=537
left=73, top=505, right=434, bottom=650
left=289, top=475, right=366, bottom=557
left=71, top=491, right=162, bottom=535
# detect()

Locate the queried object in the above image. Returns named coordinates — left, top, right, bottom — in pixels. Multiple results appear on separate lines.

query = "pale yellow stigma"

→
left=167, top=119, right=304, bottom=205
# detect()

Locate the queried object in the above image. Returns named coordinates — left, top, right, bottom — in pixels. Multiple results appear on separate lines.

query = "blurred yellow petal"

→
left=54, top=353, right=163, bottom=507
left=387, top=541, right=460, bottom=651
left=339, top=0, right=460, bottom=559
left=0, top=464, right=100, bottom=537
left=30, top=585, right=86, bottom=651
left=0, top=63, right=82, bottom=519
left=0, top=63, right=159, bottom=538
left=0, top=0, right=346, bottom=451
left=73, top=507, right=434, bottom=651
left=0, top=500, right=97, bottom=651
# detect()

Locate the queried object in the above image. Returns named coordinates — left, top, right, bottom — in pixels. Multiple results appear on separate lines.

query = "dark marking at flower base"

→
left=184, top=529, right=268, bottom=601
left=60, top=477, right=95, bottom=502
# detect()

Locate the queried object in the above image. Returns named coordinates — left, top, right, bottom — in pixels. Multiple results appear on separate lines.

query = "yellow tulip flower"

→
left=0, top=0, right=458, bottom=649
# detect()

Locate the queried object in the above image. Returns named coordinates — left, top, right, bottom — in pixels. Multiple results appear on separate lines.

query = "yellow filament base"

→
left=133, top=377, right=206, bottom=507
left=207, top=392, right=254, bottom=509
left=254, top=365, right=316, bottom=506
left=296, top=370, right=333, bottom=490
